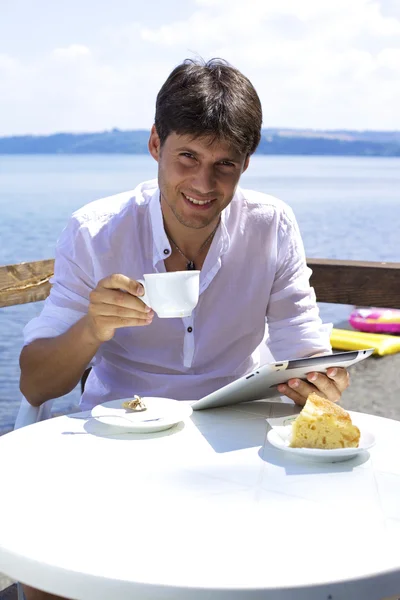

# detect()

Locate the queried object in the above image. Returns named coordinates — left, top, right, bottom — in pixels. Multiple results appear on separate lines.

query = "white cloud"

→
left=52, top=45, right=92, bottom=60
left=0, top=42, right=163, bottom=134
left=0, top=0, right=400, bottom=134
left=139, top=0, right=400, bottom=130
left=0, top=53, right=18, bottom=70
left=376, top=47, right=400, bottom=70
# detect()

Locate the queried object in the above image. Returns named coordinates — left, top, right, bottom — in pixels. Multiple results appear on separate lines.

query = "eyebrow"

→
left=175, top=146, right=241, bottom=163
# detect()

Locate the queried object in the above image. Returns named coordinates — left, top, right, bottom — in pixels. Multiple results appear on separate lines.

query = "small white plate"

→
left=91, top=397, right=193, bottom=433
left=266, top=427, right=376, bottom=463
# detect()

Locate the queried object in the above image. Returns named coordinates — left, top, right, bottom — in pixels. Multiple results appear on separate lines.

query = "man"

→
left=19, top=57, right=348, bottom=599
left=20, top=58, right=349, bottom=412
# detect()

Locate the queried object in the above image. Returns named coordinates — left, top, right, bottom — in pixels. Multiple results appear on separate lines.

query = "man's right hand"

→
left=85, top=274, right=154, bottom=342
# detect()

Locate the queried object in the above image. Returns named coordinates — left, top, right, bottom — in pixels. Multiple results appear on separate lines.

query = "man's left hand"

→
left=277, top=367, right=350, bottom=406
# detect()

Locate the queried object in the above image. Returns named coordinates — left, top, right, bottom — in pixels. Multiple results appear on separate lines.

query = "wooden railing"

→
left=1, top=257, right=400, bottom=309
left=0, top=259, right=53, bottom=308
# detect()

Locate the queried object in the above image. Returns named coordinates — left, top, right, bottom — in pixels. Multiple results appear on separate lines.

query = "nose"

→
left=190, top=165, right=216, bottom=196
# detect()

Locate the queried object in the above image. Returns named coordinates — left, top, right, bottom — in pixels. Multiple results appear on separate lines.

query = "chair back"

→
left=14, top=396, right=54, bottom=430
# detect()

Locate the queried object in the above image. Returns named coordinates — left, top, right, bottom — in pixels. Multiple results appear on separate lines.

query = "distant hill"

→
left=1, top=128, right=400, bottom=156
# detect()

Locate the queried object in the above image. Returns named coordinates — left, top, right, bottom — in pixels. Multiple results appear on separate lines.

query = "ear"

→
left=242, top=155, right=250, bottom=173
left=148, top=125, right=161, bottom=162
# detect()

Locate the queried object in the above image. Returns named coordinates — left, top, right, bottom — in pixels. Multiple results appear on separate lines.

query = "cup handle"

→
left=137, top=279, right=151, bottom=309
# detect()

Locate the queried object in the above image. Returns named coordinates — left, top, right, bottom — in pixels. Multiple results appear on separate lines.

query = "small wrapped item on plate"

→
left=122, top=395, right=147, bottom=412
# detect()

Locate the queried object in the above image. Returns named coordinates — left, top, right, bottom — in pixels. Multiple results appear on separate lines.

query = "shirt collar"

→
left=219, top=200, right=231, bottom=256
left=148, top=186, right=233, bottom=270
left=148, top=188, right=171, bottom=269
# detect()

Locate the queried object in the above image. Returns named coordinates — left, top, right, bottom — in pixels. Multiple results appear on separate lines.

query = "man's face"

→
left=149, top=127, right=250, bottom=230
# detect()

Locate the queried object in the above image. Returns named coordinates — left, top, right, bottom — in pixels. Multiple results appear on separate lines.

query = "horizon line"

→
left=1, top=126, right=400, bottom=138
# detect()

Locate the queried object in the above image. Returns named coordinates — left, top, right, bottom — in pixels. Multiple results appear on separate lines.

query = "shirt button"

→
left=163, top=249, right=169, bottom=255
left=187, top=327, right=193, bottom=333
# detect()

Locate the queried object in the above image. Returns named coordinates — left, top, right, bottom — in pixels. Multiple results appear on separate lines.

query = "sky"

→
left=1, top=0, right=400, bottom=135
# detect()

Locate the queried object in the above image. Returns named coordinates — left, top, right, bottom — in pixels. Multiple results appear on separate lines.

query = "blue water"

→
left=1, top=154, right=399, bottom=432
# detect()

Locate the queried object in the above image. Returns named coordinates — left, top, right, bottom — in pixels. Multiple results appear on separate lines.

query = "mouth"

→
left=182, top=192, right=216, bottom=210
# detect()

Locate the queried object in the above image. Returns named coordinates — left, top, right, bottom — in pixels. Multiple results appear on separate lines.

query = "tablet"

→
left=191, top=348, right=374, bottom=411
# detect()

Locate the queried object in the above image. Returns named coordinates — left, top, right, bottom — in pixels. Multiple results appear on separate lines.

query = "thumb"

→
left=129, top=279, right=145, bottom=297
left=102, top=275, right=145, bottom=297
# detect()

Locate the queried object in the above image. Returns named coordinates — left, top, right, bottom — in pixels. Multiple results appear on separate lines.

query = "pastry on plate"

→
left=122, top=395, right=147, bottom=412
left=290, top=393, right=360, bottom=449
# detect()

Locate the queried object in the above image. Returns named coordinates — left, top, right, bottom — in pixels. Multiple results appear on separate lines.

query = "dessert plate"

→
left=266, top=416, right=376, bottom=463
left=91, top=397, right=193, bottom=433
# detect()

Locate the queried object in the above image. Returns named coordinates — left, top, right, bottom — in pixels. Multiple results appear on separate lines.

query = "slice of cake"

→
left=290, top=393, right=360, bottom=449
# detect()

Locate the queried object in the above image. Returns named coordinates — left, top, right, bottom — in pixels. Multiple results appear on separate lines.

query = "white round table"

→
left=0, top=400, right=400, bottom=600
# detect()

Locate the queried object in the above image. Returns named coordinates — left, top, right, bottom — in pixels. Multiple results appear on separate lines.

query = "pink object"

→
left=349, top=308, right=400, bottom=334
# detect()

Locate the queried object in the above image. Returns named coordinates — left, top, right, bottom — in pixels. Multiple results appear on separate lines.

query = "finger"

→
left=90, top=288, right=151, bottom=313
left=99, top=274, right=145, bottom=297
left=91, top=303, right=153, bottom=320
left=277, top=383, right=309, bottom=406
left=326, top=367, right=350, bottom=392
left=306, top=372, right=341, bottom=402
left=97, top=315, right=153, bottom=329
left=290, top=377, right=325, bottom=399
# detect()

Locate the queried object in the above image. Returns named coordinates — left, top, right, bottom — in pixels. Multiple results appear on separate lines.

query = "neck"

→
left=161, top=197, right=220, bottom=256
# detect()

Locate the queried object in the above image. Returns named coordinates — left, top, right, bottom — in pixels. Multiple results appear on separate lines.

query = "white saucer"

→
left=91, top=397, right=193, bottom=433
left=266, top=427, right=376, bottom=463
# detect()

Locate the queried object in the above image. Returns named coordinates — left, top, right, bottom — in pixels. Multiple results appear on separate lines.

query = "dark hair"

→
left=155, top=58, right=262, bottom=156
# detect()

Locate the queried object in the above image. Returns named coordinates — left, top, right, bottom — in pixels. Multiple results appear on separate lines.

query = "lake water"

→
left=1, top=154, right=399, bottom=432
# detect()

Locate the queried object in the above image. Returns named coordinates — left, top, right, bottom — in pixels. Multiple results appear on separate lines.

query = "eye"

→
left=218, top=160, right=235, bottom=168
left=180, top=152, right=196, bottom=160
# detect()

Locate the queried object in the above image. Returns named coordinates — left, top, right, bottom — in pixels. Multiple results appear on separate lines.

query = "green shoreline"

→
left=1, top=128, right=400, bottom=156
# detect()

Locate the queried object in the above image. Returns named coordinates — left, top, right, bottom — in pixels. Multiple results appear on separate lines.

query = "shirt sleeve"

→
left=265, top=206, right=332, bottom=361
left=23, top=215, right=95, bottom=348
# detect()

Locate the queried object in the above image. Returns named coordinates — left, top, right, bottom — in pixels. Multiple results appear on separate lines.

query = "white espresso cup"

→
left=137, top=271, right=200, bottom=318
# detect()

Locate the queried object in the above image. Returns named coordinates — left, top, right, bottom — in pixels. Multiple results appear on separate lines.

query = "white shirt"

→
left=23, top=179, right=331, bottom=410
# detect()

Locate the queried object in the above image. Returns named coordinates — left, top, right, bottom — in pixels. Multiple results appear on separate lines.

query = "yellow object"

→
left=330, top=328, right=400, bottom=356
left=290, top=393, right=360, bottom=449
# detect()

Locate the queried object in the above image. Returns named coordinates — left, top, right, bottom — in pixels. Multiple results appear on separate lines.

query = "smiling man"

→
left=19, top=57, right=349, bottom=600
left=20, top=57, right=349, bottom=416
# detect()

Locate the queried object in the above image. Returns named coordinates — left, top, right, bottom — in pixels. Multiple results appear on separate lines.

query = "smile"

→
left=183, top=193, right=215, bottom=206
